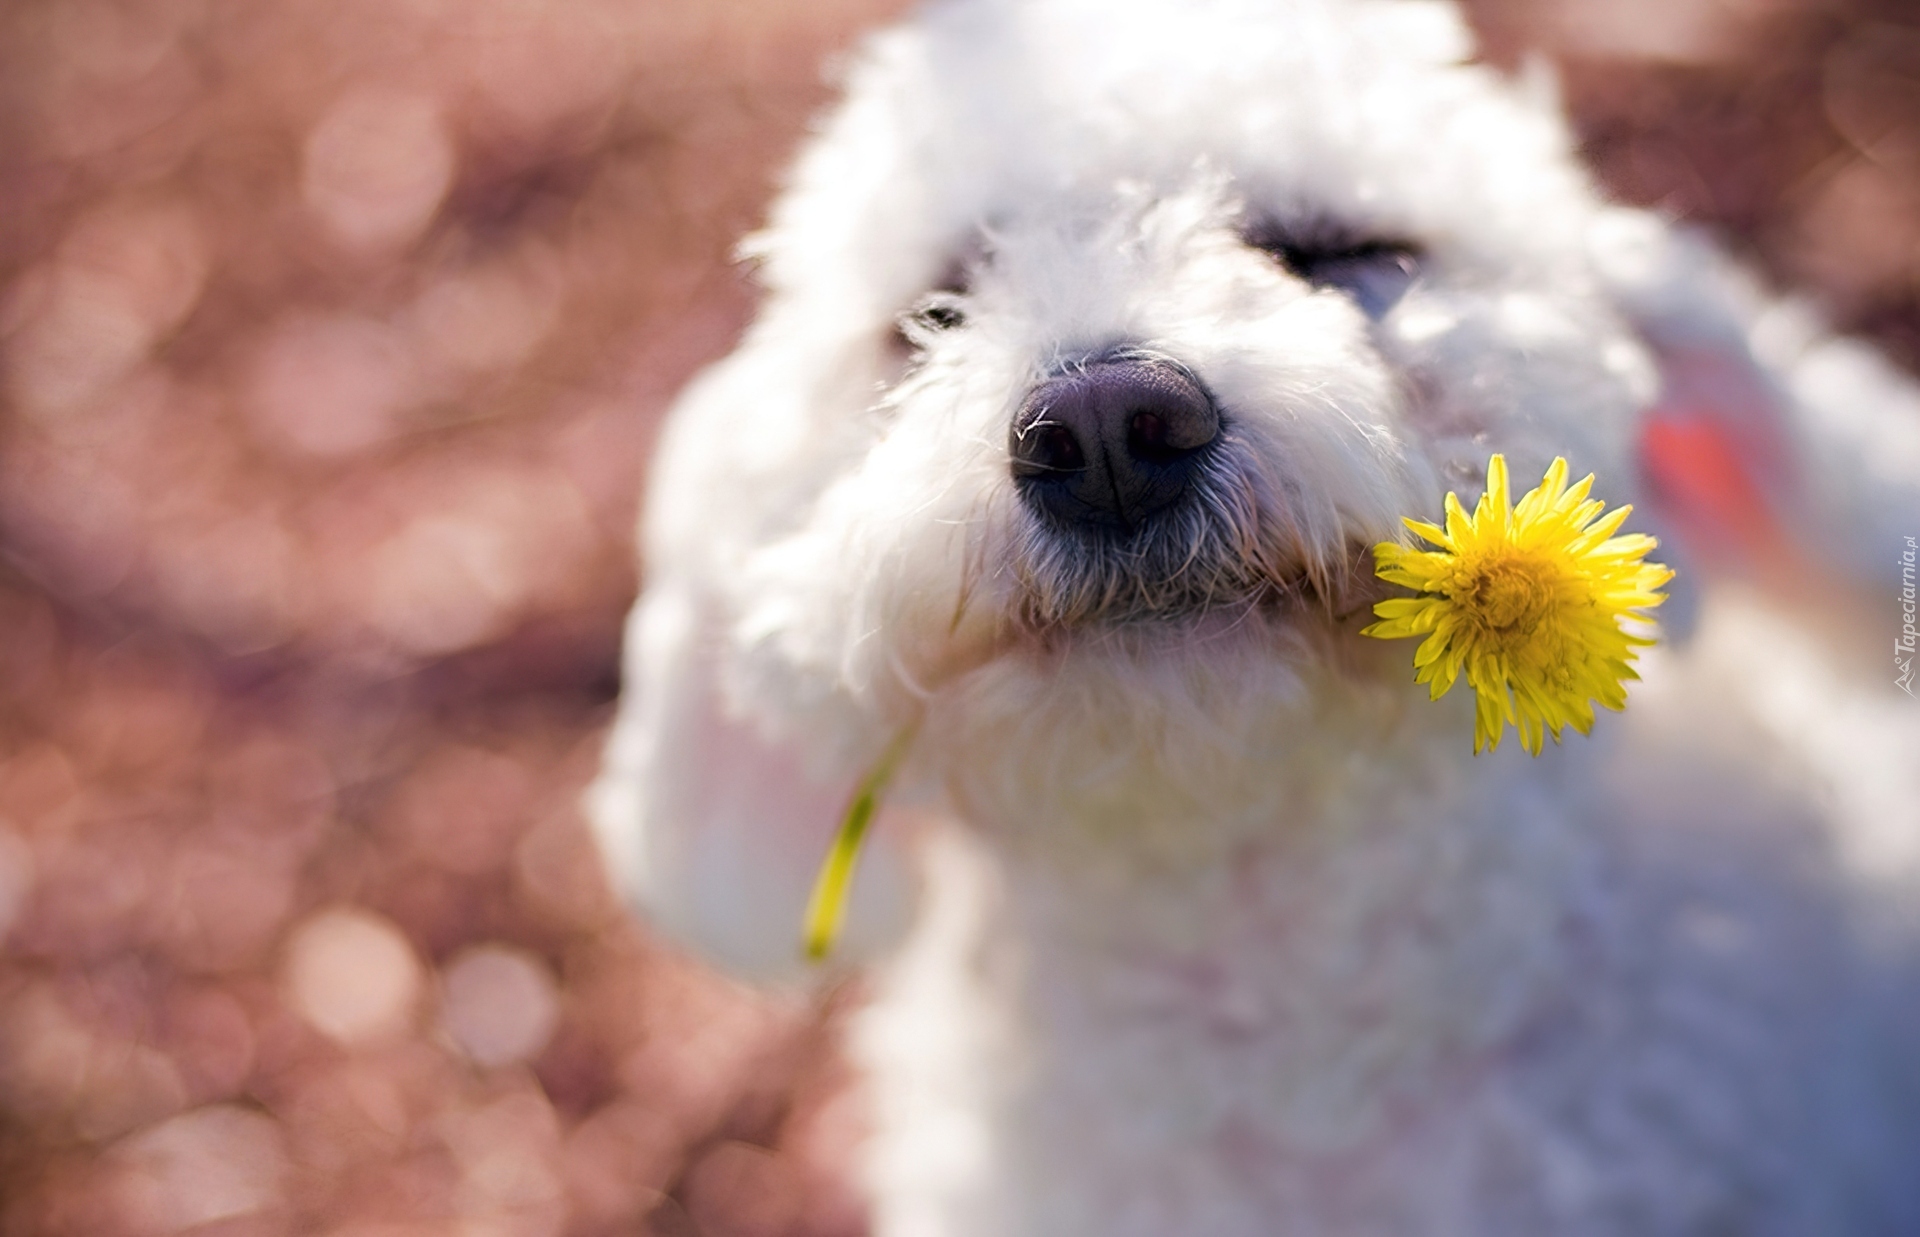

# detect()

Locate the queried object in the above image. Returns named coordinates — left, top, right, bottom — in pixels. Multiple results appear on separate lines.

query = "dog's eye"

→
left=890, top=293, right=968, bottom=360
left=1246, top=229, right=1421, bottom=318
left=888, top=238, right=989, bottom=361
left=891, top=253, right=974, bottom=359
left=910, top=296, right=967, bottom=333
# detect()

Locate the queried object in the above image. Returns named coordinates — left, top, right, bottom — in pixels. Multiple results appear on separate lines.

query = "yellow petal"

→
left=1400, top=517, right=1451, bottom=550
left=1443, top=491, right=1475, bottom=548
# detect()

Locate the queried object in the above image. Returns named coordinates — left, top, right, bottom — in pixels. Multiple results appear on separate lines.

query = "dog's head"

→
left=606, top=0, right=1764, bottom=964
left=691, top=0, right=1664, bottom=754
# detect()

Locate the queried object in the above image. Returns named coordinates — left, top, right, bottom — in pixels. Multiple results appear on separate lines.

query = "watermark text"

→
left=1899, top=535, right=1916, bottom=696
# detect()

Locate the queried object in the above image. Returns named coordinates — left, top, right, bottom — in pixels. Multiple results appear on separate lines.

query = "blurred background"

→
left=0, top=0, right=1914, bottom=1233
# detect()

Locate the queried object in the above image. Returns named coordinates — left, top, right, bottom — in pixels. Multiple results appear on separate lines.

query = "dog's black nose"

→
left=1009, top=357, right=1218, bottom=532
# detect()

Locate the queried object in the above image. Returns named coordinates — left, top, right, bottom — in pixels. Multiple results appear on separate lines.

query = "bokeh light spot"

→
left=283, top=908, right=422, bottom=1046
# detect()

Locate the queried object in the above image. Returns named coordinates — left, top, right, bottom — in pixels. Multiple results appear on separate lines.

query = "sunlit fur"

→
left=590, top=0, right=1920, bottom=1233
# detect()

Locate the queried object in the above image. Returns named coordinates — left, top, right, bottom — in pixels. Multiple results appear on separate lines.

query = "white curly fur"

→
left=589, top=0, right=1920, bottom=1231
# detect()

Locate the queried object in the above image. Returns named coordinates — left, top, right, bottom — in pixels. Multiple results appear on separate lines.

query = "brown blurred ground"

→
left=0, top=1, right=1914, bottom=1234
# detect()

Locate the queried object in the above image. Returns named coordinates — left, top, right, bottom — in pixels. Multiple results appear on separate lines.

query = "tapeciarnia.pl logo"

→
left=1899, top=535, right=1917, bottom=696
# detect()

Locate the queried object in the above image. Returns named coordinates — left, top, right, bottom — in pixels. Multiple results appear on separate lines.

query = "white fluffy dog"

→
left=590, top=0, right=1920, bottom=1232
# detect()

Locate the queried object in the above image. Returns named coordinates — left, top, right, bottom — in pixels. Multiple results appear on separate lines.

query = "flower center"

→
left=1461, top=556, right=1556, bottom=633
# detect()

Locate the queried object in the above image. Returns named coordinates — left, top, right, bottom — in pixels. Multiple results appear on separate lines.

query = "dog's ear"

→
left=1590, top=208, right=1920, bottom=605
left=587, top=581, right=914, bottom=984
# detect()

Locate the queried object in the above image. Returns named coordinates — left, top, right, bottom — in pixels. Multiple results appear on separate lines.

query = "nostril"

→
left=1013, top=420, right=1087, bottom=477
left=1127, top=410, right=1179, bottom=464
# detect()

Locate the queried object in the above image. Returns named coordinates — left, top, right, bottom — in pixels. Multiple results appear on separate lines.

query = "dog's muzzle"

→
left=1009, top=356, right=1219, bottom=534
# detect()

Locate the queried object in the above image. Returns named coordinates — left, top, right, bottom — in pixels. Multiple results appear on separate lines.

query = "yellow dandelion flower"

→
left=1362, top=455, right=1673, bottom=756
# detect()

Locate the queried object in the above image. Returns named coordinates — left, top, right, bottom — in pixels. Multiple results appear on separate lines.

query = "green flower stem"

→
left=802, top=721, right=920, bottom=962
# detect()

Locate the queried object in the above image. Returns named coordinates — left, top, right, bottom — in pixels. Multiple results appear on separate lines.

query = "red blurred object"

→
left=1640, top=409, right=1786, bottom=561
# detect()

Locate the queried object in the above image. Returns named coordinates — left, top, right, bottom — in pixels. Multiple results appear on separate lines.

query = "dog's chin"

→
left=1008, top=534, right=1388, bottom=639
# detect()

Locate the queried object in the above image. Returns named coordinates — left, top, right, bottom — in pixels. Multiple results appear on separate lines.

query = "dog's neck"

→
left=864, top=638, right=1596, bottom=1228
